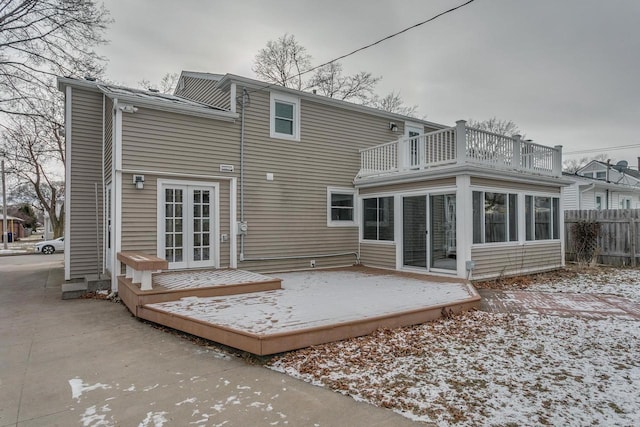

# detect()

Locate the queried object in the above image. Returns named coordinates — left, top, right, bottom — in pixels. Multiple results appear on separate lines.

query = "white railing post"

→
left=397, top=138, right=407, bottom=171
left=512, top=134, right=522, bottom=169
left=455, top=120, right=467, bottom=165
left=553, top=145, right=563, bottom=176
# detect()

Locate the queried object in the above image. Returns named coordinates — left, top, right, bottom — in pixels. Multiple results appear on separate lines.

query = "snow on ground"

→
left=268, top=268, right=640, bottom=426
left=477, top=266, right=640, bottom=302
left=146, top=270, right=475, bottom=334
left=532, top=268, right=640, bottom=302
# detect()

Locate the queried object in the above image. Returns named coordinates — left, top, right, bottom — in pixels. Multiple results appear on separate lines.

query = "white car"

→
left=35, top=237, right=65, bottom=255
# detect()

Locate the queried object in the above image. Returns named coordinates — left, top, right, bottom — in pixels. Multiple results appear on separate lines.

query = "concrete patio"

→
left=0, top=255, right=419, bottom=426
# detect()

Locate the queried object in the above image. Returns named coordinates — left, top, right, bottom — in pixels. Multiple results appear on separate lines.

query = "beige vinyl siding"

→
left=236, top=89, right=398, bottom=272
left=175, top=76, right=231, bottom=109
left=104, top=97, right=113, bottom=182
left=471, top=242, right=562, bottom=280
left=120, top=174, right=232, bottom=268
left=121, top=107, right=239, bottom=173
left=360, top=243, right=396, bottom=269
left=69, top=88, right=104, bottom=279
left=471, top=177, right=560, bottom=194
left=119, top=107, right=239, bottom=267
left=359, top=178, right=456, bottom=195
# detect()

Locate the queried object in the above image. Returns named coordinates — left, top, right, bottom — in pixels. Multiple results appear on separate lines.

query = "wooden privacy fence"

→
left=565, top=209, right=640, bottom=267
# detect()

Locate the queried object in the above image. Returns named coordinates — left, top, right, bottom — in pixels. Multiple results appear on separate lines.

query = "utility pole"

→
left=2, top=160, right=7, bottom=249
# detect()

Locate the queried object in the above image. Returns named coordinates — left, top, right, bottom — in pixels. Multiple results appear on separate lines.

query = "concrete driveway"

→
left=0, top=255, right=417, bottom=426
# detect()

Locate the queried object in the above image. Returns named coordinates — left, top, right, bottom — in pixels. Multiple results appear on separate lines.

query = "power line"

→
left=564, top=144, right=640, bottom=155
left=244, top=0, right=476, bottom=96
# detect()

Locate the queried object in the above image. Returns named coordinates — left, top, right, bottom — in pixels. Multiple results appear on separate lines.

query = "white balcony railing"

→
left=358, top=120, right=562, bottom=179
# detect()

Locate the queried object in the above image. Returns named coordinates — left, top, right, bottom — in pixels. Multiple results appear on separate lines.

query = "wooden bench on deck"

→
left=117, top=252, right=168, bottom=291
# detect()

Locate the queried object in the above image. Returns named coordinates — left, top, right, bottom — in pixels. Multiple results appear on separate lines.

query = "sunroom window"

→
left=363, top=197, right=394, bottom=241
left=472, top=191, right=517, bottom=244
left=525, top=195, right=560, bottom=240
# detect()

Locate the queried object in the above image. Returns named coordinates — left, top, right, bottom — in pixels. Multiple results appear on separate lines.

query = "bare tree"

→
left=307, top=62, right=380, bottom=104
left=0, top=0, right=111, bottom=116
left=252, top=33, right=311, bottom=90
left=1, top=96, right=65, bottom=237
left=468, top=117, right=524, bottom=137
left=138, top=72, right=180, bottom=94
left=371, top=91, right=419, bottom=117
left=0, top=0, right=111, bottom=237
left=253, top=33, right=422, bottom=115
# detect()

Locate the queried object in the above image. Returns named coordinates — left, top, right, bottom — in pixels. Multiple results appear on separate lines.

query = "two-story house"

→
left=58, top=71, right=568, bottom=289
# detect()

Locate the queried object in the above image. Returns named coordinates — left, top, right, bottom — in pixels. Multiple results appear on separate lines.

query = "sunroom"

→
left=354, top=120, right=569, bottom=280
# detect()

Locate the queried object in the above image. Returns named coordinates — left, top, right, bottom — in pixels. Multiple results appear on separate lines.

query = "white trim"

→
left=326, top=187, right=357, bottom=227
left=456, top=175, right=472, bottom=278
left=112, top=102, right=123, bottom=291
left=404, top=121, right=424, bottom=136
left=270, top=91, right=300, bottom=141
left=229, top=178, right=237, bottom=268
left=359, top=195, right=396, bottom=243
left=101, top=94, right=106, bottom=275
left=157, top=179, right=220, bottom=270
left=64, top=86, right=72, bottom=281
left=230, top=83, right=236, bottom=114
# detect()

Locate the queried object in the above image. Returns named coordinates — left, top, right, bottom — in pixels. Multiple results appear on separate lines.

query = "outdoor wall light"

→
left=119, top=104, right=138, bottom=113
left=133, top=174, right=144, bottom=190
left=389, top=122, right=398, bottom=132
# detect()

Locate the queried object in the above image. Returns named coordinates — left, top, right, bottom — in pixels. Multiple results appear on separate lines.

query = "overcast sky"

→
left=96, top=0, right=640, bottom=167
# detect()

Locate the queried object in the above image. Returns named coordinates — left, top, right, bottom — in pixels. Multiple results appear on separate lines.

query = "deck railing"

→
left=358, top=120, right=562, bottom=178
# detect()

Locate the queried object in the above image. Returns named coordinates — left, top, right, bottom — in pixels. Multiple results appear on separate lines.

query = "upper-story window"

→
left=270, top=92, right=300, bottom=141
left=595, top=171, right=606, bottom=179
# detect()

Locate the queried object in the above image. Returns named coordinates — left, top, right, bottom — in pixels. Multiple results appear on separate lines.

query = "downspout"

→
left=239, top=88, right=247, bottom=261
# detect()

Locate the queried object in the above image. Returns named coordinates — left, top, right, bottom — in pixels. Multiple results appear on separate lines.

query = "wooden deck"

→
left=121, top=267, right=481, bottom=356
left=119, top=269, right=282, bottom=316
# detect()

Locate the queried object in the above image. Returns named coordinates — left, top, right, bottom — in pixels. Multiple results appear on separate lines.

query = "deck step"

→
left=61, top=282, right=88, bottom=300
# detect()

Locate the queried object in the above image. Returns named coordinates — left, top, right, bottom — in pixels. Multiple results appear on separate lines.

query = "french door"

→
left=162, top=184, right=216, bottom=269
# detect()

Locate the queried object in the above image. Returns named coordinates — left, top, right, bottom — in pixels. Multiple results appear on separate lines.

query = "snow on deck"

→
left=153, top=269, right=276, bottom=290
left=145, top=270, right=475, bottom=335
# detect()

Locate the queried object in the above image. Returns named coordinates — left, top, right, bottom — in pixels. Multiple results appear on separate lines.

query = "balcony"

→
left=357, top=120, right=562, bottom=180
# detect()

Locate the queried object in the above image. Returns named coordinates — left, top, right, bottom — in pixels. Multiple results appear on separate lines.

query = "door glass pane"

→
left=431, top=194, right=456, bottom=271
left=403, top=196, right=426, bottom=268
left=164, top=188, right=184, bottom=264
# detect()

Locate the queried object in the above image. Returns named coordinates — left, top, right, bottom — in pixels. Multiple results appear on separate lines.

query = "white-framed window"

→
left=525, top=195, right=560, bottom=241
left=362, top=196, right=394, bottom=241
left=270, top=92, right=300, bottom=141
left=582, top=172, right=593, bottom=178
left=595, top=194, right=603, bottom=210
left=327, top=187, right=356, bottom=227
left=472, top=191, right=518, bottom=244
left=595, top=171, right=606, bottom=179
left=621, top=197, right=632, bottom=209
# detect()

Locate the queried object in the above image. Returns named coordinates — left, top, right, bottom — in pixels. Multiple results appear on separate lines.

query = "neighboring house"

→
left=562, top=173, right=640, bottom=210
left=0, top=214, right=25, bottom=241
left=58, top=72, right=569, bottom=285
left=577, top=159, right=640, bottom=187
left=563, top=159, right=640, bottom=210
